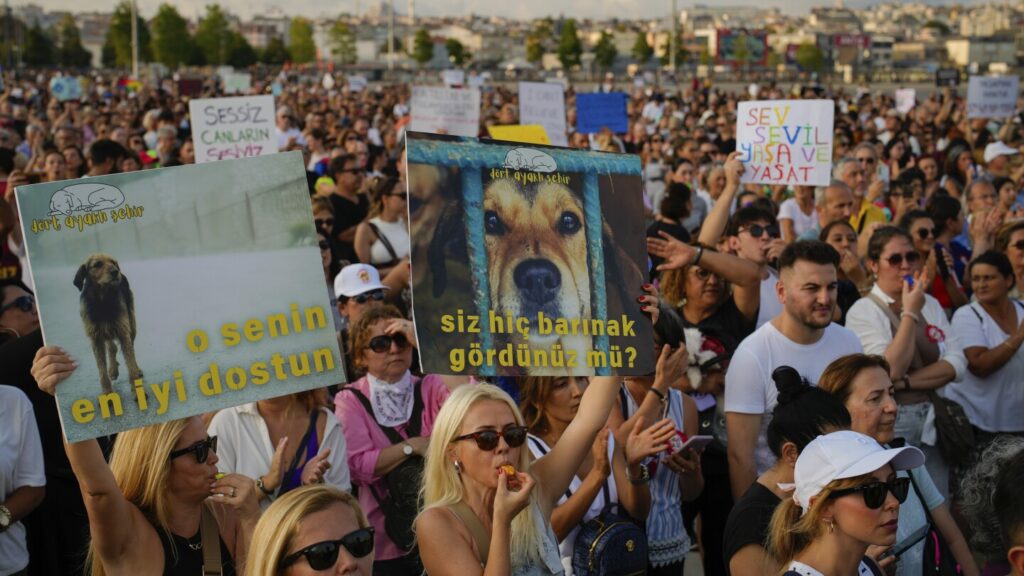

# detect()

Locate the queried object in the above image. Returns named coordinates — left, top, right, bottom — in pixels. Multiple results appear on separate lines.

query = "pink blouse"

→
left=334, top=374, right=451, bottom=561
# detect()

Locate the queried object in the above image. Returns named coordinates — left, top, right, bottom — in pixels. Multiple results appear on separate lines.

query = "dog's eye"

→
left=558, top=212, right=582, bottom=235
left=484, top=210, right=505, bottom=235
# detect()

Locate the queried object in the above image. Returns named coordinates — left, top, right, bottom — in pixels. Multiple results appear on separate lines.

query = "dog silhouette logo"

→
left=48, top=183, right=126, bottom=217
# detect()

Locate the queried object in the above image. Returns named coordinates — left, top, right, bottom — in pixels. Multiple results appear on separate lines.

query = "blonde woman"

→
left=31, top=346, right=261, bottom=576
left=416, top=378, right=619, bottom=576
left=247, top=485, right=374, bottom=576
left=767, top=431, right=924, bottom=576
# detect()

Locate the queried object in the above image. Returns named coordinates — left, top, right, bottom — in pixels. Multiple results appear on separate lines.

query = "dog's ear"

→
left=601, top=220, right=645, bottom=311
left=427, top=201, right=467, bottom=298
left=73, top=263, right=88, bottom=291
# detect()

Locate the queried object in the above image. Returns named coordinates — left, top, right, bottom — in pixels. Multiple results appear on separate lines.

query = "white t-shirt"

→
left=367, top=217, right=411, bottom=265
left=725, top=322, right=863, bottom=474
left=948, top=302, right=1024, bottom=432
left=786, top=559, right=877, bottom=576
left=778, top=198, right=817, bottom=240
left=208, top=403, right=351, bottom=511
left=757, top=270, right=783, bottom=328
left=0, top=385, right=45, bottom=575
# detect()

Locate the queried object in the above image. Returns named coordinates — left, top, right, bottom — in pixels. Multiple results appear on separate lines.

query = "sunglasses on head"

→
left=0, top=295, right=35, bottom=314
left=739, top=223, right=780, bottom=239
left=828, top=477, right=910, bottom=509
left=279, top=527, right=375, bottom=570
left=916, top=228, right=934, bottom=239
left=883, top=251, right=921, bottom=267
left=351, top=289, right=386, bottom=305
left=367, top=332, right=408, bottom=353
left=453, top=425, right=529, bottom=451
left=169, top=435, right=217, bottom=464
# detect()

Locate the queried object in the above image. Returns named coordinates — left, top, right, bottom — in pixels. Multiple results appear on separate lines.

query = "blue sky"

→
left=26, top=0, right=987, bottom=21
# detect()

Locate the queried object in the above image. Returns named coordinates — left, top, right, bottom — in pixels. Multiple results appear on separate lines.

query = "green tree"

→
left=150, top=4, right=193, bottom=69
left=525, top=18, right=553, bottom=64
left=227, top=32, right=257, bottom=67
left=0, top=14, right=27, bottom=66
left=261, top=36, right=291, bottom=64
left=104, top=0, right=152, bottom=68
left=659, top=31, right=686, bottom=67
left=101, top=37, right=117, bottom=68
left=412, top=28, right=434, bottom=67
left=194, top=4, right=233, bottom=66
left=57, top=15, right=93, bottom=67
left=795, top=42, right=824, bottom=73
left=445, top=38, right=470, bottom=67
left=631, top=32, right=653, bottom=64
left=732, top=34, right=751, bottom=67
left=23, top=23, right=56, bottom=67
left=557, top=19, right=582, bottom=70
left=328, top=20, right=356, bottom=65
left=923, top=20, right=951, bottom=35
left=593, top=30, right=617, bottom=70
left=288, top=17, right=316, bottom=63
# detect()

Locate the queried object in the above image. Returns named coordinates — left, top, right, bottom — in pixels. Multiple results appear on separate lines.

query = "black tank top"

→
left=156, top=525, right=236, bottom=576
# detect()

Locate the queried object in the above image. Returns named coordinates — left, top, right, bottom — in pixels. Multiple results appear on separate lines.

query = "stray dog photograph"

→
left=73, top=253, right=143, bottom=393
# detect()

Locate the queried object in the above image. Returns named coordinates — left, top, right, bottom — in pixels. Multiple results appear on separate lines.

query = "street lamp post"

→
left=669, top=0, right=677, bottom=73
left=130, top=0, right=139, bottom=78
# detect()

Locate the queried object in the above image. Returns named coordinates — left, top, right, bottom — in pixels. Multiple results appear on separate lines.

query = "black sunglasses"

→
left=318, top=241, right=330, bottom=251
left=739, top=223, right=780, bottom=239
left=314, top=218, right=334, bottom=228
left=1011, top=240, right=1024, bottom=251
left=280, top=527, right=375, bottom=570
left=351, top=289, right=386, bottom=305
left=828, top=477, right=910, bottom=509
left=169, top=436, right=218, bottom=464
left=0, top=295, right=35, bottom=314
left=916, top=228, right=934, bottom=240
left=884, top=251, right=921, bottom=267
left=857, top=156, right=877, bottom=165
left=367, top=332, right=408, bottom=353
left=452, top=425, right=529, bottom=451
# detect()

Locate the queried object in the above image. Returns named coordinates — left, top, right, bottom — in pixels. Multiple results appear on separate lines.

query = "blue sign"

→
left=575, top=92, right=628, bottom=134
left=49, top=77, right=83, bottom=102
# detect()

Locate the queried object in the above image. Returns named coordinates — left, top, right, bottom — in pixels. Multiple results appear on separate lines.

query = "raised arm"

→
left=698, top=154, right=744, bottom=246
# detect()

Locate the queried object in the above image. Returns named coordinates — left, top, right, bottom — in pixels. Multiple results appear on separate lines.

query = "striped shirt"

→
left=620, top=384, right=691, bottom=567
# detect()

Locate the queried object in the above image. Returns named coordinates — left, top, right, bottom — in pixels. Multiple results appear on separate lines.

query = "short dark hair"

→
left=898, top=167, right=925, bottom=187
left=329, top=154, right=359, bottom=178
left=87, top=139, right=126, bottom=168
left=927, top=194, right=962, bottom=236
left=969, top=250, right=1014, bottom=279
left=866, top=226, right=914, bottom=262
left=994, top=446, right=1024, bottom=552
left=777, top=240, right=839, bottom=272
left=660, top=183, right=691, bottom=221
left=767, top=374, right=851, bottom=458
left=726, top=206, right=776, bottom=237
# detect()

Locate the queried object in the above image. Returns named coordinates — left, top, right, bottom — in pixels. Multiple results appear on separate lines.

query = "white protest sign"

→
left=347, top=75, right=368, bottom=92
left=468, top=73, right=486, bottom=89
left=442, top=69, right=466, bottom=87
left=967, top=76, right=1020, bottom=118
left=736, top=99, right=834, bottom=187
left=410, top=86, right=481, bottom=137
left=188, top=95, right=276, bottom=163
left=222, top=72, right=252, bottom=95
left=49, top=76, right=83, bottom=101
left=895, top=88, right=916, bottom=115
left=519, top=81, right=568, bottom=147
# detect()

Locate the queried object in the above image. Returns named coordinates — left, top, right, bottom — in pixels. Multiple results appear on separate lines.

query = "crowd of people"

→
left=1, top=70, right=1024, bottom=576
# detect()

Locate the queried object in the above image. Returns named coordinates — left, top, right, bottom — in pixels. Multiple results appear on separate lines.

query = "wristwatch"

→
left=0, top=504, right=12, bottom=533
left=402, top=442, right=414, bottom=457
left=255, top=476, right=274, bottom=496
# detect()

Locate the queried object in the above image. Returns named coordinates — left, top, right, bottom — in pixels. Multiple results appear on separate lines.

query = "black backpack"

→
left=343, top=383, right=424, bottom=551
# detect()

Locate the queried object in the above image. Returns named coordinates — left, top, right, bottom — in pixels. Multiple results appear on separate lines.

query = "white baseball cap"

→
left=788, top=431, right=924, bottom=514
left=984, top=141, right=1020, bottom=164
left=334, top=263, right=388, bottom=299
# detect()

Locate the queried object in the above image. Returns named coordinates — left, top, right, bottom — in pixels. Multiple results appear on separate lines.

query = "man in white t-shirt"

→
left=725, top=241, right=863, bottom=500
left=0, top=385, right=45, bottom=576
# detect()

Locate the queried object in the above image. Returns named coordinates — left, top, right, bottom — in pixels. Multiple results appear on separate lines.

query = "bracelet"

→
left=900, top=311, right=920, bottom=324
left=625, top=462, right=651, bottom=485
left=692, top=244, right=705, bottom=267
left=647, top=387, right=667, bottom=402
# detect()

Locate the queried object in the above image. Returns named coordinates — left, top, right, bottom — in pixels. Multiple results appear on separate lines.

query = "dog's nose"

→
left=514, top=259, right=561, bottom=305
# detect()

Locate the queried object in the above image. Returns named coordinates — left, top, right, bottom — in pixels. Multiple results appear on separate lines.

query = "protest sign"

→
left=442, top=69, right=466, bottom=87
left=177, top=78, right=204, bottom=98
left=488, top=124, right=551, bottom=145
left=222, top=72, right=252, bottom=95
left=49, top=76, right=83, bottom=101
left=967, top=76, right=1019, bottom=118
left=895, top=88, right=916, bottom=114
left=406, top=132, right=654, bottom=377
left=189, top=95, right=277, bottom=163
left=736, top=99, right=834, bottom=187
left=575, top=92, right=629, bottom=134
left=347, top=75, right=368, bottom=92
left=936, top=68, right=961, bottom=87
left=519, top=81, right=568, bottom=147
left=410, top=86, right=481, bottom=137
left=322, top=73, right=336, bottom=90
left=15, top=152, right=342, bottom=442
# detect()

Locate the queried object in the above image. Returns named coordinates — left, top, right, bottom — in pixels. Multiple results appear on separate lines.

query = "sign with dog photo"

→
left=15, top=152, right=344, bottom=442
left=406, top=131, right=654, bottom=377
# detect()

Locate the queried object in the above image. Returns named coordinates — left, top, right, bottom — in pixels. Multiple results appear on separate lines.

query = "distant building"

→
left=239, top=10, right=291, bottom=50
left=946, top=36, right=1016, bottom=68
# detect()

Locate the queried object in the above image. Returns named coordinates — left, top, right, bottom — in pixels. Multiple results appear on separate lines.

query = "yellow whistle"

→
left=215, top=473, right=226, bottom=480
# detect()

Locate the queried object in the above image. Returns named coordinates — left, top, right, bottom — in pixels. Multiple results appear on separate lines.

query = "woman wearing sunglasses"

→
left=0, top=279, right=39, bottom=346
left=897, top=209, right=968, bottom=313
left=416, top=375, right=623, bottom=576
left=353, top=177, right=409, bottom=277
left=846, top=226, right=965, bottom=498
left=247, top=485, right=374, bottom=576
left=996, top=220, right=1024, bottom=298
left=30, top=346, right=261, bottom=576
left=818, top=354, right=978, bottom=576
left=767, top=430, right=925, bottom=576
left=335, top=305, right=466, bottom=576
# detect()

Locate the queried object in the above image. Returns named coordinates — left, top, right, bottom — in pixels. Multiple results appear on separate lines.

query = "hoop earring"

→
left=453, top=460, right=463, bottom=475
